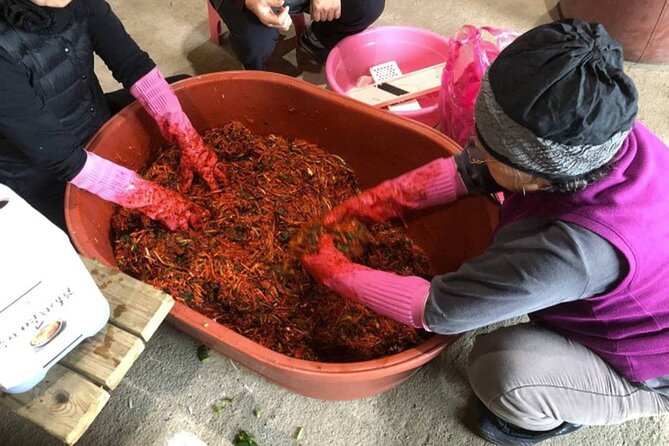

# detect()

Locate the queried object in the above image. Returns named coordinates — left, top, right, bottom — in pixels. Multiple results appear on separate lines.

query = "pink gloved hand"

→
left=130, top=68, right=226, bottom=191
left=70, top=151, right=209, bottom=231
left=325, top=157, right=468, bottom=226
left=300, top=234, right=432, bottom=330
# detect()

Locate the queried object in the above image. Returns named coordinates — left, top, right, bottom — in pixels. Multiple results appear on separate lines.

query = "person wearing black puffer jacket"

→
left=0, top=0, right=226, bottom=231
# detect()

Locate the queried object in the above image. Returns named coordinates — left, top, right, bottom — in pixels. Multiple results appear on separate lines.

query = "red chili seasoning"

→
left=112, top=122, right=432, bottom=362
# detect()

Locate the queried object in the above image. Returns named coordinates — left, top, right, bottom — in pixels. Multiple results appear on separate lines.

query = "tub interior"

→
left=65, top=72, right=499, bottom=397
left=67, top=72, right=497, bottom=278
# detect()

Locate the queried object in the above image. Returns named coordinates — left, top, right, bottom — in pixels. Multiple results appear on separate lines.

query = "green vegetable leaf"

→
left=197, top=345, right=211, bottom=362
left=180, top=291, right=194, bottom=302
left=234, top=430, right=260, bottom=446
left=213, top=397, right=234, bottom=413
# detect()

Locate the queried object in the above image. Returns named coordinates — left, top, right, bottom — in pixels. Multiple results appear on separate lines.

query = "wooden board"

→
left=60, top=324, right=145, bottom=390
left=81, top=257, right=174, bottom=342
left=347, top=63, right=445, bottom=108
left=0, top=365, right=109, bottom=445
left=1, top=257, right=175, bottom=444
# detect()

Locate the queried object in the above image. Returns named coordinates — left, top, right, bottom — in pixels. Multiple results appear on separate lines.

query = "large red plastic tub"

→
left=65, top=72, right=498, bottom=400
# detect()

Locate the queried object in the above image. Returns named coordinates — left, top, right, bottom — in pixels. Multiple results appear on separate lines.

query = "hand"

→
left=310, top=0, right=341, bottom=21
left=157, top=120, right=227, bottom=192
left=245, top=0, right=292, bottom=31
left=119, top=178, right=209, bottom=231
left=179, top=140, right=227, bottom=193
left=300, top=233, right=432, bottom=329
left=70, top=151, right=209, bottom=231
left=325, top=158, right=465, bottom=226
left=325, top=182, right=406, bottom=226
left=300, top=234, right=354, bottom=287
left=29, top=0, right=72, bottom=6
left=129, top=69, right=227, bottom=192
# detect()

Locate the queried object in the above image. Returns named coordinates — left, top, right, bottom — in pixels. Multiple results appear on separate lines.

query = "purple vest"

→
left=497, top=122, right=669, bottom=382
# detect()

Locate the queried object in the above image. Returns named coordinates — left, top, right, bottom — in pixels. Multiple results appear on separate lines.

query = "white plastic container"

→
left=0, top=184, right=109, bottom=394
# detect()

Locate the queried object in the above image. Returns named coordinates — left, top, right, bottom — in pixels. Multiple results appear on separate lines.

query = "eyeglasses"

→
left=465, top=137, right=497, bottom=166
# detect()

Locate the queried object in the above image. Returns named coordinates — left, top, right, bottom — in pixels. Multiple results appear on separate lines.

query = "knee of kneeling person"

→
left=466, top=327, right=537, bottom=404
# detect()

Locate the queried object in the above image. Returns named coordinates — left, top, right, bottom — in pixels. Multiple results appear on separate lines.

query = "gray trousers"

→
left=467, top=324, right=669, bottom=431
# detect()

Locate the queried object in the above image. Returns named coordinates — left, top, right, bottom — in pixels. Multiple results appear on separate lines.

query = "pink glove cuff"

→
left=130, top=68, right=188, bottom=126
left=422, top=157, right=468, bottom=206
left=70, top=151, right=141, bottom=202
left=395, top=157, right=467, bottom=210
left=329, top=267, right=432, bottom=330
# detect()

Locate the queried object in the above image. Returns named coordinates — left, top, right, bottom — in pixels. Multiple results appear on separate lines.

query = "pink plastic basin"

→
left=326, top=26, right=451, bottom=127
left=65, top=72, right=498, bottom=400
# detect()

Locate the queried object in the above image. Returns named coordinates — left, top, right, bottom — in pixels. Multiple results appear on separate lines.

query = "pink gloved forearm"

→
left=130, top=68, right=187, bottom=128
left=303, top=234, right=432, bottom=329
left=70, top=151, right=207, bottom=231
left=326, top=266, right=432, bottom=330
left=396, top=156, right=468, bottom=209
left=70, top=151, right=141, bottom=202
left=404, top=157, right=467, bottom=209
left=325, top=157, right=467, bottom=225
left=130, top=68, right=225, bottom=191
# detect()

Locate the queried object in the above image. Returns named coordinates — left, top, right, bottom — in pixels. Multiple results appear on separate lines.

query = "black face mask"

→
left=1, top=0, right=76, bottom=34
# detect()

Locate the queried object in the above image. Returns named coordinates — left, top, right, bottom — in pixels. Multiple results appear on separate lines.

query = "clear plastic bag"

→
left=438, top=26, right=519, bottom=146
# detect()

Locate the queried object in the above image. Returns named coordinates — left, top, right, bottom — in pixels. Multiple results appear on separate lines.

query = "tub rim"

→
left=66, top=71, right=464, bottom=384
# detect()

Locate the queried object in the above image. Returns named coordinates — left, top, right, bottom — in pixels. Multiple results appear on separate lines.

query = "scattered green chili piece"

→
left=197, top=345, right=211, bottom=362
left=235, top=430, right=259, bottom=446
left=213, top=397, right=234, bottom=413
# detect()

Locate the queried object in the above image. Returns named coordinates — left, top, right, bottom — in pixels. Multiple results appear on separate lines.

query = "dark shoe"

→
left=475, top=403, right=581, bottom=445
left=298, top=26, right=329, bottom=64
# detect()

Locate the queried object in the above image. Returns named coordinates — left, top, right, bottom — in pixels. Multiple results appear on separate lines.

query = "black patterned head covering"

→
left=474, top=19, right=638, bottom=180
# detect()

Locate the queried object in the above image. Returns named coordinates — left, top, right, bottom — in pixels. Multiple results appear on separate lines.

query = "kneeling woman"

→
left=301, top=19, right=669, bottom=445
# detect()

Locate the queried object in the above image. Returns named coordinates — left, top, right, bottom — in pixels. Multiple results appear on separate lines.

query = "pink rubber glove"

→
left=71, top=152, right=209, bottom=231
left=325, top=157, right=467, bottom=225
left=130, top=68, right=226, bottom=191
left=301, top=234, right=432, bottom=330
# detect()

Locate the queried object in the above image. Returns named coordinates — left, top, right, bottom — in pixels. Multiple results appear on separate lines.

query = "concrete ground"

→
left=2, top=0, right=668, bottom=445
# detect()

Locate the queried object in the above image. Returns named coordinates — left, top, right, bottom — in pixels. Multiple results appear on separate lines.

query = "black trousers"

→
left=20, top=74, right=190, bottom=232
left=211, top=0, right=385, bottom=70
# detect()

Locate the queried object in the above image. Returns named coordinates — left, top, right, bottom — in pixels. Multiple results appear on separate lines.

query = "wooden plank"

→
left=0, top=365, right=109, bottom=445
left=81, top=257, right=174, bottom=342
left=60, top=324, right=145, bottom=391
left=347, top=62, right=445, bottom=107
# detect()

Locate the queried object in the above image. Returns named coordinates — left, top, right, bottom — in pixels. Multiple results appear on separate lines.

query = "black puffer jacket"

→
left=0, top=0, right=154, bottom=197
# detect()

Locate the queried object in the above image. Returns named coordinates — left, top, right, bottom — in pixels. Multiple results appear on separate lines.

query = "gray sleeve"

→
left=424, top=218, right=626, bottom=334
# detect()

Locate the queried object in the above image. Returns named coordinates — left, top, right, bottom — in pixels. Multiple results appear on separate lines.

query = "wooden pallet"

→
left=0, top=257, right=174, bottom=445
